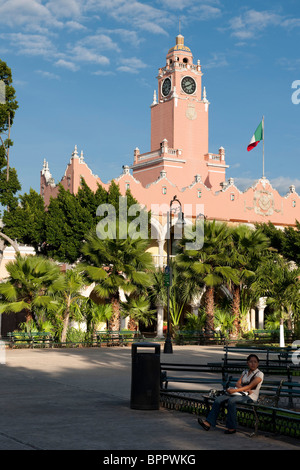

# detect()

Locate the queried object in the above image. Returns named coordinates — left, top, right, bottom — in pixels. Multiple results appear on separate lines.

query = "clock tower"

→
left=131, top=34, right=227, bottom=189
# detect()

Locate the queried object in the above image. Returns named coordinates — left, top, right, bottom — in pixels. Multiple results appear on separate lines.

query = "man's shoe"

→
left=198, top=418, right=210, bottom=431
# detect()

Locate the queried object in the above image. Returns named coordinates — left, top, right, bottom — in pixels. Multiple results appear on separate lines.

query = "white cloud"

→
left=281, top=18, right=300, bottom=29
left=102, top=28, right=144, bottom=46
left=0, top=0, right=62, bottom=28
left=70, top=45, right=110, bottom=65
left=4, top=32, right=58, bottom=58
left=65, top=20, right=87, bottom=31
left=46, top=0, right=85, bottom=18
left=204, top=52, right=228, bottom=68
left=87, top=0, right=172, bottom=35
left=233, top=177, right=257, bottom=192
left=269, top=176, right=300, bottom=195
left=228, top=9, right=282, bottom=40
left=227, top=9, right=300, bottom=42
left=36, top=69, right=60, bottom=80
left=55, top=59, right=79, bottom=71
left=196, top=5, right=222, bottom=20
left=78, top=34, right=120, bottom=52
left=92, top=70, right=115, bottom=76
left=277, top=57, right=300, bottom=71
left=234, top=175, right=300, bottom=195
left=117, top=56, right=147, bottom=73
left=159, top=0, right=194, bottom=10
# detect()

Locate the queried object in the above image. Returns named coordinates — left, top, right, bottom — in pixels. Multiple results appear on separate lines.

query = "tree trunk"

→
left=61, top=301, right=70, bottom=343
left=127, top=316, right=137, bottom=331
left=205, top=286, right=215, bottom=331
left=25, top=311, right=34, bottom=323
left=232, top=285, right=241, bottom=337
left=280, top=317, right=285, bottom=348
left=287, top=307, right=293, bottom=331
left=108, top=296, right=120, bottom=330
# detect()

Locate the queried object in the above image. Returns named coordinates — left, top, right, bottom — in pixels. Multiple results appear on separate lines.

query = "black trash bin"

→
left=130, top=342, right=161, bottom=410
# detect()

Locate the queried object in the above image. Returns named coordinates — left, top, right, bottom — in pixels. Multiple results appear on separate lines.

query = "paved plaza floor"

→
left=0, top=344, right=299, bottom=453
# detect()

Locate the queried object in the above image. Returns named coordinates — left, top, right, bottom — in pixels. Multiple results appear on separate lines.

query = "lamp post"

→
left=164, top=195, right=184, bottom=354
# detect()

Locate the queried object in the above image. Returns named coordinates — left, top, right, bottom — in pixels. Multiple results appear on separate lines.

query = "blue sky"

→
left=0, top=0, right=300, bottom=197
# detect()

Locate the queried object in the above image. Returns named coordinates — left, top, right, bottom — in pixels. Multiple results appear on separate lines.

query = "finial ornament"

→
left=152, top=90, right=157, bottom=105
left=72, top=145, right=78, bottom=157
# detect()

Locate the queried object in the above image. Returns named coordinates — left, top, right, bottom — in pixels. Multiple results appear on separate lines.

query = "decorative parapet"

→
left=205, top=147, right=226, bottom=164
left=133, top=140, right=184, bottom=164
left=160, top=62, right=202, bottom=75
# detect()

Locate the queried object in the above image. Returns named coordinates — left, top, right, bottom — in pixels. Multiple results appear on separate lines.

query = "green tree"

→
left=258, top=221, right=300, bottom=265
left=2, top=189, right=46, bottom=252
left=214, top=308, right=235, bottom=337
left=76, top=178, right=108, bottom=227
left=177, top=220, right=238, bottom=330
left=252, top=255, right=300, bottom=344
left=80, top=225, right=154, bottom=330
left=0, top=255, right=64, bottom=325
left=0, top=60, right=21, bottom=264
left=0, top=60, right=18, bottom=134
left=228, top=225, right=270, bottom=335
left=81, top=298, right=113, bottom=337
left=54, top=269, right=86, bottom=343
left=120, top=295, right=155, bottom=330
left=44, top=184, right=91, bottom=262
left=0, top=60, right=20, bottom=208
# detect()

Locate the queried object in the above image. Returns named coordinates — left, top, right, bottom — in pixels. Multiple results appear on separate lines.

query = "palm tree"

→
left=148, top=268, right=167, bottom=308
left=253, top=255, right=300, bottom=345
left=0, top=254, right=64, bottom=326
left=149, top=260, right=200, bottom=335
left=54, top=269, right=87, bottom=343
left=80, top=297, right=113, bottom=338
left=177, top=220, right=238, bottom=331
left=228, top=225, right=270, bottom=335
left=80, top=226, right=154, bottom=330
left=120, top=295, right=156, bottom=331
left=214, top=308, right=235, bottom=337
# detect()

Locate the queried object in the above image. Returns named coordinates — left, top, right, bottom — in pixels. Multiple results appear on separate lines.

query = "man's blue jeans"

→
left=206, top=394, right=253, bottom=429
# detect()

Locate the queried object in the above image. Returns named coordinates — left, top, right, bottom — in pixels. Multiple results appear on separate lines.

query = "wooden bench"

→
left=175, top=329, right=225, bottom=346
left=95, top=330, right=143, bottom=347
left=7, top=331, right=53, bottom=349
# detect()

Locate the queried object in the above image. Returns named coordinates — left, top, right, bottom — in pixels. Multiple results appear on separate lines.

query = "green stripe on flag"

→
left=254, top=121, right=263, bottom=141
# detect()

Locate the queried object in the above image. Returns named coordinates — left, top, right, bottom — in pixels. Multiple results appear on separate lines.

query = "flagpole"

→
left=262, top=115, right=265, bottom=178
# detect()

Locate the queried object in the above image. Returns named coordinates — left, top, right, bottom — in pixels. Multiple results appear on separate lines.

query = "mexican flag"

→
left=247, top=119, right=264, bottom=151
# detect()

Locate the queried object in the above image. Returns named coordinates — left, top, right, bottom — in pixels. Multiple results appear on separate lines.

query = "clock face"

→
left=162, top=77, right=171, bottom=97
left=181, top=76, right=196, bottom=94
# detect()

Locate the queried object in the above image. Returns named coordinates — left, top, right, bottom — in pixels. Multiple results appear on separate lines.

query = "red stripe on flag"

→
left=247, top=141, right=260, bottom=152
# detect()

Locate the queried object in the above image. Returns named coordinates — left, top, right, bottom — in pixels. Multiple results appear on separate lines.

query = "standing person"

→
left=198, top=354, right=264, bottom=434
